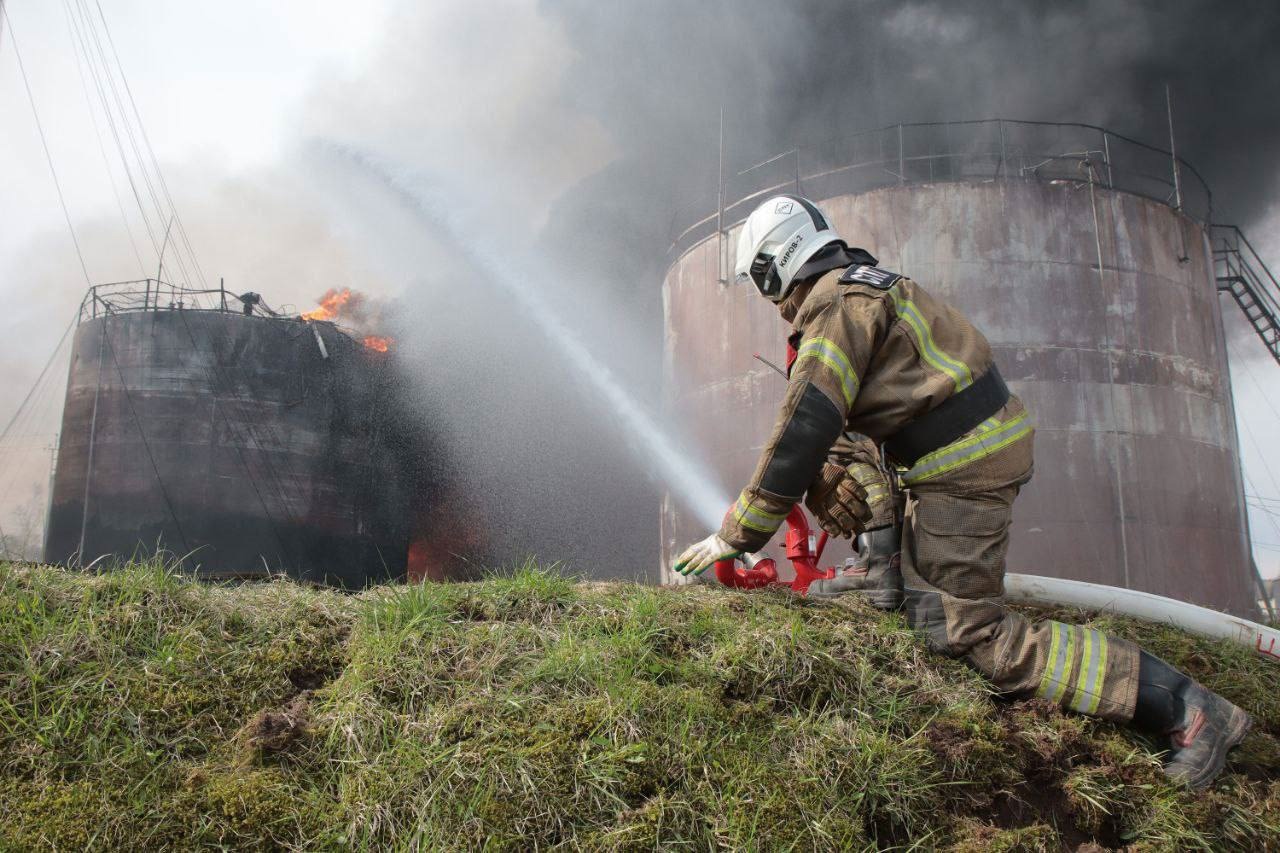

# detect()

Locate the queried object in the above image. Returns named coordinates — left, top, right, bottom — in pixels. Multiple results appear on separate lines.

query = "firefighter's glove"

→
left=674, top=533, right=741, bottom=577
left=805, top=462, right=873, bottom=539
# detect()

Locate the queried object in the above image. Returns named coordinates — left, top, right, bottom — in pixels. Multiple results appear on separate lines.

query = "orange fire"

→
left=406, top=539, right=444, bottom=583
left=363, top=335, right=393, bottom=352
left=301, top=288, right=353, bottom=321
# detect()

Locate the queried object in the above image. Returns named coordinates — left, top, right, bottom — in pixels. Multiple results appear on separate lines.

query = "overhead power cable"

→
left=0, top=312, right=74, bottom=560
left=69, top=0, right=194, bottom=287
left=0, top=316, right=76, bottom=447
left=90, top=0, right=209, bottom=289
left=65, top=0, right=206, bottom=291
left=1232, top=342, right=1280, bottom=425
left=61, top=0, right=146, bottom=277
left=4, top=5, right=93, bottom=287
left=64, top=0, right=163, bottom=270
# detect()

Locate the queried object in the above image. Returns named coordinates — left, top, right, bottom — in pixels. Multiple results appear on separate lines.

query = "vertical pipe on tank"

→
left=897, top=123, right=905, bottom=184
left=1102, top=131, right=1114, bottom=189
left=716, top=104, right=726, bottom=284
left=996, top=120, right=1006, bottom=179
left=77, top=325, right=106, bottom=563
left=1084, top=159, right=1132, bottom=588
left=1166, top=85, right=1183, bottom=211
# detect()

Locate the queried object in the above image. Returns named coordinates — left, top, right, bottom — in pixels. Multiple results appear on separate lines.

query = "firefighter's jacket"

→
left=784, top=339, right=896, bottom=532
left=719, top=261, right=1032, bottom=552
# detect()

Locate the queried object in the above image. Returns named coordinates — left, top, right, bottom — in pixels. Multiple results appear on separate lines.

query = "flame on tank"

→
left=302, top=288, right=391, bottom=351
left=301, top=288, right=353, bottom=321
left=406, top=539, right=443, bottom=582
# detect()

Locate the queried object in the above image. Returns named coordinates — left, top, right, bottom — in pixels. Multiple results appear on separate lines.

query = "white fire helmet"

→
left=734, top=195, right=842, bottom=302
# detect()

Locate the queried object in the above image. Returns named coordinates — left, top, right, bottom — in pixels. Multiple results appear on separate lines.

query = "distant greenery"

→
left=1, top=560, right=1277, bottom=851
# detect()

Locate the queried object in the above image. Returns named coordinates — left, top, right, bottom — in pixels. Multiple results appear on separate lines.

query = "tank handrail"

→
left=736, top=118, right=1212, bottom=203
left=800, top=118, right=1212, bottom=192
left=78, top=279, right=246, bottom=324
left=668, top=118, right=1214, bottom=260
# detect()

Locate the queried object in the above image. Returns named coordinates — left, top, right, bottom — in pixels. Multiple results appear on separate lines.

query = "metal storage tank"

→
left=661, top=120, right=1258, bottom=616
left=44, top=281, right=430, bottom=587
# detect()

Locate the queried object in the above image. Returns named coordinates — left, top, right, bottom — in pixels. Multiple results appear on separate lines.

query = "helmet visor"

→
left=744, top=251, right=782, bottom=299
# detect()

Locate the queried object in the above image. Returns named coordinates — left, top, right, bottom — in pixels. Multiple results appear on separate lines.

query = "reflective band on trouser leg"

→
left=732, top=493, right=786, bottom=535
left=901, top=412, right=1032, bottom=485
left=1035, top=622, right=1111, bottom=715
left=889, top=290, right=973, bottom=391
left=1070, top=628, right=1109, bottom=715
left=1036, top=622, right=1077, bottom=705
left=795, top=337, right=859, bottom=408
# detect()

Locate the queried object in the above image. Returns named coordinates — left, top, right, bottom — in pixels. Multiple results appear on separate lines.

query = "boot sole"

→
left=1179, top=706, right=1252, bottom=791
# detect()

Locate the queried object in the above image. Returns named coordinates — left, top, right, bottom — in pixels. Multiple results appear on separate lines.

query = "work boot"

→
left=807, top=526, right=903, bottom=610
left=1132, top=651, right=1252, bottom=790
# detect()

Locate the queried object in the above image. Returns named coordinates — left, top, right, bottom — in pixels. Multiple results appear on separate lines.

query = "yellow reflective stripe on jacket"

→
left=900, top=411, right=1032, bottom=485
left=889, top=289, right=973, bottom=391
left=795, top=337, right=859, bottom=409
left=732, top=494, right=786, bottom=534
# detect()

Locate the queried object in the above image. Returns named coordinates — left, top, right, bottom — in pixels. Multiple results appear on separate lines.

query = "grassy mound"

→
left=1, top=561, right=1278, bottom=851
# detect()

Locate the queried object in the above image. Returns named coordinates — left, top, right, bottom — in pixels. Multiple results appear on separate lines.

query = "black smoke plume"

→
left=540, top=0, right=1280, bottom=293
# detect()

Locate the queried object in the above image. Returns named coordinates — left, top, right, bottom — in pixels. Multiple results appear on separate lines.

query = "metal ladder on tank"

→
left=1214, top=225, right=1280, bottom=366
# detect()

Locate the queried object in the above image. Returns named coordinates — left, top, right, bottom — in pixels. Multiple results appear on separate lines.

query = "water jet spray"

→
left=309, top=141, right=733, bottom=536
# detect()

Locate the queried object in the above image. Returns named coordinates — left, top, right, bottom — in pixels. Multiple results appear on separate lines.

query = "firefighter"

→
left=674, top=195, right=1251, bottom=789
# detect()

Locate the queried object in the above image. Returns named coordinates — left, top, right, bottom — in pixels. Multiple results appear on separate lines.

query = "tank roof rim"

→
left=665, top=175, right=1210, bottom=271
left=666, top=117, right=1213, bottom=264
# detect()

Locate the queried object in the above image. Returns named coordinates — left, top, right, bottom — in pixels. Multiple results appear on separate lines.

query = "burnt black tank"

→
left=44, top=287, right=430, bottom=588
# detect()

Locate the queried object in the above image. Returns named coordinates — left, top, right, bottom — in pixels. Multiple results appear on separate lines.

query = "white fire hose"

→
left=1005, top=573, right=1280, bottom=665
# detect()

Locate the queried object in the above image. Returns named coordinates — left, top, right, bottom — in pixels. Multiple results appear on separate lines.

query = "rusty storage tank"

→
left=43, top=281, right=431, bottom=587
left=662, top=120, right=1257, bottom=616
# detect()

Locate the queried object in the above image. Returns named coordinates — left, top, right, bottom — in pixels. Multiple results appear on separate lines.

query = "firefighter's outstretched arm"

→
left=672, top=371, right=845, bottom=576
left=675, top=293, right=880, bottom=575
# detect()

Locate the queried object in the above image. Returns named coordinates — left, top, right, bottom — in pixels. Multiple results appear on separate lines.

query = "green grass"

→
left=1, top=560, right=1277, bottom=851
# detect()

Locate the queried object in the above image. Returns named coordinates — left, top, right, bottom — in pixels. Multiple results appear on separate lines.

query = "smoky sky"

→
left=538, top=0, right=1280, bottom=291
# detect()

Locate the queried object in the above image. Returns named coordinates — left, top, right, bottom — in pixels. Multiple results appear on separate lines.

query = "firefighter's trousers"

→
left=899, top=429, right=1140, bottom=721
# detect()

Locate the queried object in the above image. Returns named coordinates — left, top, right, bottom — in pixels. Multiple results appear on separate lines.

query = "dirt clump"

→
left=241, top=693, right=311, bottom=756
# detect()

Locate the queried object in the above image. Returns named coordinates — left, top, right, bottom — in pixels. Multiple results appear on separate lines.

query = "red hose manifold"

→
left=713, top=506, right=837, bottom=594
